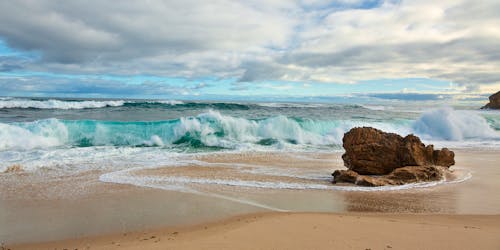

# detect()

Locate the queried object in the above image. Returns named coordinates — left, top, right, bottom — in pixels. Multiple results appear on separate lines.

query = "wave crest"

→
left=0, top=108, right=498, bottom=151
left=0, top=99, right=126, bottom=109
left=0, top=98, right=185, bottom=109
left=0, top=119, right=68, bottom=150
left=413, top=107, right=500, bottom=141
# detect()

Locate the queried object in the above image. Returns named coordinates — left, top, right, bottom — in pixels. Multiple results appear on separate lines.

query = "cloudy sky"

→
left=0, top=0, right=499, bottom=100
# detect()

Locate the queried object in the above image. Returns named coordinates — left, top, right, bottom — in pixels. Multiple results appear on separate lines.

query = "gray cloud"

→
left=280, top=38, right=500, bottom=68
left=0, top=0, right=294, bottom=76
left=366, top=93, right=449, bottom=101
left=0, top=63, right=23, bottom=72
left=238, top=61, right=290, bottom=82
left=0, top=75, right=197, bottom=97
left=0, top=55, right=28, bottom=72
left=269, top=37, right=500, bottom=87
left=0, top=0, right=499, bottom=94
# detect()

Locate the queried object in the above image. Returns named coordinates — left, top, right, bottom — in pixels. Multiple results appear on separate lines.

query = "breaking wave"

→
left=0, top=98, right=396, bottom=111
left=0, top=98, right=183, bottom=109
left=0, top=108, right=498, bottom=151
left=413, top=107, right=500, bottom=141
left=0, top=98, right=126, bottom=109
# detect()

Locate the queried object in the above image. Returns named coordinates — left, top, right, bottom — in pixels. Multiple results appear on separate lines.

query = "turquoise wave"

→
left=0, top=109, right=498, bottom=151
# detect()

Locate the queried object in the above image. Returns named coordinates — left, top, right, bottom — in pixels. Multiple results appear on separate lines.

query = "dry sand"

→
left=9, top=212, right=500, bottom=250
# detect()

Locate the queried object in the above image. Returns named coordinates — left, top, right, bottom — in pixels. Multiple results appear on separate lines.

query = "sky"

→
left=0, top=0, right=499, bottom=101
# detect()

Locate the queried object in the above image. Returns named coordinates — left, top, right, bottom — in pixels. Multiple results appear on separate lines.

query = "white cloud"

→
left=0, top=0, right=499, bottom=94
left=276, top=0, right=500, bottom=92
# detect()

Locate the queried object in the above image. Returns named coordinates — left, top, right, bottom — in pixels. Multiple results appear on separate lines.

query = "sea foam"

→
left=99, top=163, right=472, bottom=194
left=0, top=99, right=126, bottom=109
left=0, top=108, right=498, bottom=151
left=0, top=119, right=68, bottom=150
left=0, top=98, right=183, bottom=109
left=413, top=107, right=500, bottom=141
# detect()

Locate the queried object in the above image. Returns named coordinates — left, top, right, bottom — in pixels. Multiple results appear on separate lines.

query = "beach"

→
left=2, top=149, right=500, bottom=249
left=10, top=213, right=500, bottom=250
left=1, top=0, right=500, bottom=248
left=1, top=99, right=500, bottom=249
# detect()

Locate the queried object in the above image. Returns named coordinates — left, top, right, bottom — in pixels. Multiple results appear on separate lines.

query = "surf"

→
left=0, top=108, right=498, bottom=151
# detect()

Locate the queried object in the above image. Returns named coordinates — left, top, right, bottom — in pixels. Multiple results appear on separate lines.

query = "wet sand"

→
left=10, top=212, right=500, bottom=250
left=1, top=149, right=500, bottom=247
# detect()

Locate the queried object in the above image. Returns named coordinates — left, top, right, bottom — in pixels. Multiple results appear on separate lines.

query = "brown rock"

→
left=3, top=164, right=23, bottom=173
left=342, top=127, right=454, bottom=175
left=481, top=91, right=500, bottom=109
left=355, top=175, right=396, bottom=187
left=334, top=127, right=455, bottom=186
left=332, top=169, right=395, bottom=186
left=341, top=127, right=402, bottom=175
left=332, top=165, right=444, bottom=187
left=332, top=170, right=359, bottom=184
left=400, top=135, right=434, bottom=166
left=433, top=148, right=455, bottom=167
left=387, top=165, right=443, bottom=183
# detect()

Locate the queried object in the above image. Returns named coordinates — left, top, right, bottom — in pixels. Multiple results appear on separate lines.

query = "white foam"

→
left=171, top=110, right=347, bottom=149
left=0, top=119, right=68, bottom=150
left=98, top=160, right=472, bottom=196
left=143, top=135, right=164, bottom=146
left=0, top=146, right=184, bottom=172
left=254, top=102, right=328, bottom=108
left=0, top=99, right=126, bottom=109
left=99, top=168, right=288, bottom=211
left=361, top=105, right=394, bottom=111
left=1, top=107, right=498, bottom=153
left=0, top=98, right=186, bottom=109
left=413, top=107, right=500, bottom=141
left=152, top=100, right=184, bottom=105
left=96, top=164, right=471, bottom=212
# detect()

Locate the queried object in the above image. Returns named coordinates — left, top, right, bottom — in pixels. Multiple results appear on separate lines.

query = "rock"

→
left=3, top=164, right=23, bottom=173
left=333, top=127, right=454, bottom=186
left=354, top=175, right=395, bottom=187
left=481, top=91, right=500, bottom=109
left=386, top=165, right=443, bottom=183
left=332, top=170, right=359, bottom=184
left=332, top=169, right=391, bottom=186
left=399, top=135, right=434, bottom=167
left=433, top=148, right=455, bottom=167
left=341, top=127, right=402, bottom=175
left=342, top=127, right=454, bottom=175
left=332, top=165, right=444, bottom=187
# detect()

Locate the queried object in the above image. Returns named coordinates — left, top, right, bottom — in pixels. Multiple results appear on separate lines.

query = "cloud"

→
left=0, top=62, right=23, bottom=72
left=0, top=74, right=198, bottom=97
left=238, top=61, right=289, bottom=82
left=0, top=0, right=295, bottom=77
left=0, top=55, right=30, bottom=72
left=292, top=0, right=500, bottom=91
left=189, top=82, right=210, bottom=90
left=0, top=0, right=499, bottom=95
left=366, top=93, right=449, bottom=101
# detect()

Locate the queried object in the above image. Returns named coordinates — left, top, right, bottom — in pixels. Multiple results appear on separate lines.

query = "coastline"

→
left=2, top=149, right=500, bottom=248
left=9, top=212, right=500, bottom=250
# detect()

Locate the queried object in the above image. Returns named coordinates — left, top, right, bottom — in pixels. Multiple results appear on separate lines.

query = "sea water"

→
left=0, top=97, right=498, bottom=192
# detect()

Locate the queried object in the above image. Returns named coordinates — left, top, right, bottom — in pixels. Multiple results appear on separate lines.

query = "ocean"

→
left=0, top=96, right=499, bottom=194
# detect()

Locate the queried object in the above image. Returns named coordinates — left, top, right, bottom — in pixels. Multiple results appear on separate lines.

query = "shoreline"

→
left=2, top=149, right=500, bottom=247
left=8, top=212, right=500, bottom=250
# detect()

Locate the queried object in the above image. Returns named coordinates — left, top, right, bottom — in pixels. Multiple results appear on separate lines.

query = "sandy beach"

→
left=1, top=149, right=500, bottom=249
left=1, top=0, right=499, bottom=248
left=9, top=212, right=500, bottom=250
